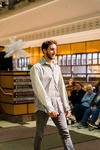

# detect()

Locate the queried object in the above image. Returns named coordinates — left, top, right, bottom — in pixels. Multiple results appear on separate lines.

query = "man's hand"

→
left=49, top=111, right=58, bottom=118
left=65, top=110, right=71, bottom=118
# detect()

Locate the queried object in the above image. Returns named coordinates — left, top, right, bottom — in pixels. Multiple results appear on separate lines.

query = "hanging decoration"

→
left=4, top=36, right=28, bottom=58
left=3, top=37, right=29, bottom=71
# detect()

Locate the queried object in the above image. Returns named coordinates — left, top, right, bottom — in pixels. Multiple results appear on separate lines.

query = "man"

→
left=30, top=40, right=74, bottom=150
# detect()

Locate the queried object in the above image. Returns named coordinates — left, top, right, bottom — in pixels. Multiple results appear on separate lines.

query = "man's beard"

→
left=46, top=52, right=55, bottom=60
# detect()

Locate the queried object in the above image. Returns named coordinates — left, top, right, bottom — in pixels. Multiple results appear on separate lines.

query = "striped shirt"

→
left=30, top=56, right=70, bottom=114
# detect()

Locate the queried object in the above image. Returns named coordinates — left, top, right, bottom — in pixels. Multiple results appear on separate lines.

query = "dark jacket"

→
left=69, top=89, right=86, bottom=105
left=90, top=92, right=100, bottom=108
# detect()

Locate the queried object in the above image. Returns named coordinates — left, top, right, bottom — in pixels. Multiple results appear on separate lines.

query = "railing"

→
left=0, top=0, right=31, bottom=15
left=0, top=87, right=13, bottom=96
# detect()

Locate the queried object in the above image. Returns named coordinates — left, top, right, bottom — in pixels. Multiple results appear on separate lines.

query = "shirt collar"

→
left=39, top=56, right=57, bottom=65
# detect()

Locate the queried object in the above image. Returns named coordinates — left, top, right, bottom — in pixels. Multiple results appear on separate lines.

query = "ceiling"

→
left=0, top=0, right=100, bottom=46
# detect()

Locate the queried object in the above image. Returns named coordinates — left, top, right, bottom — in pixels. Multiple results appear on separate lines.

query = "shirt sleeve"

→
left=58, top=69, right=70, bottom=111
left=81, top=93, right=88, bottom=102
left=30, top=65, right=55, bottom=113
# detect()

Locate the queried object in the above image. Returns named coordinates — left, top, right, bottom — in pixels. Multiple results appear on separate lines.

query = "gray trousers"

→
left=34, top=110, right=74, bottom=150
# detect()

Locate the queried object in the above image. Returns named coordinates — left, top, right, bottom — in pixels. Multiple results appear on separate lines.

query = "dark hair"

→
left=75, top=81, right=83, bottom=87
left=41, top=40, right=57, bottom=53
left=95, top=82, right=100, bottom=92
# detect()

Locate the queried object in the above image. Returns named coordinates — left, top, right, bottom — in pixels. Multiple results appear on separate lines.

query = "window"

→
left=57, top=52, right=100, bottom=82
left=87, top=53, right=92, bottom=65
left=58, top=56, right=62, bottom=65
left=77, top=54, right=81, bottom=65
left=67, top=55, right=71, bottom=65
left=62, top=55, right=67, bottom=65
left=82, top=54, right=86, bottom=65
left=99, top=53, right=100, bottom=64
left=93, top=53, right=97, bottom=64
left=13, top=57, right=29, bottom=71
left=72, top=55, right=76, bottom=65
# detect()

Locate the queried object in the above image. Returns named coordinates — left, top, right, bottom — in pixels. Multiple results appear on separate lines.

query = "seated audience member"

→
left=93, top=81, right=100, bottom=93
left=68, top=82, right=86, bottom=122
left=93, top=82, right=100, bottom=128
left=78, top=85, right=100, bottom=130
left=75, top=85, right=95, bottom=122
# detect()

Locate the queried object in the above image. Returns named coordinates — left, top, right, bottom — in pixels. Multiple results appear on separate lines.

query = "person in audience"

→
left=75, top=84, right=95, bottom=122
left=94, top=82, right=100, bottom=129
left=66, top=77, right=75, bottom=87
left=77, top=85, right=100, bottom=130
left=30, top=40, right=74, bottom=150
left=68, top=82, right=86, bottom=122
left=93, top=81, right=100, bottom=93
left=66, top=77, right=75, bottom=100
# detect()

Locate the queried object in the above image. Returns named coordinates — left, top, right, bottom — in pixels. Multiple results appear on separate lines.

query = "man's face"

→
left=75, top=83, right=82, bottom=91
left=45, top=44, right=57, bottom=60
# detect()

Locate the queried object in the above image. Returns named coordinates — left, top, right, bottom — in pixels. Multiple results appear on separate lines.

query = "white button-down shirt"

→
left=30, top=57, right=70, bottom=114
